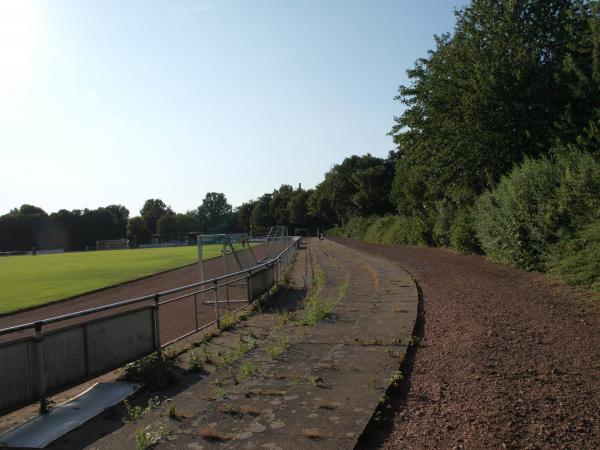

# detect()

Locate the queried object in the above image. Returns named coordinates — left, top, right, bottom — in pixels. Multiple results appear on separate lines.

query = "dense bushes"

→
left=331, top=153, right=600, bottom=293
left=547, top=221, right=600, bottom=292
left=473, top=153, right=600, bottom=271
left=329, top=215, right=430, bottom=247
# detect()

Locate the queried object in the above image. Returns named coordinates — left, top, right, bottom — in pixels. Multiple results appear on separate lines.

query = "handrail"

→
left=0, top=237, right=299, bottom=337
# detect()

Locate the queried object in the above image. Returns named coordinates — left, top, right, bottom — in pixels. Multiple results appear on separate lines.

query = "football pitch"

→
left=0, top=245, right=224, bottom=315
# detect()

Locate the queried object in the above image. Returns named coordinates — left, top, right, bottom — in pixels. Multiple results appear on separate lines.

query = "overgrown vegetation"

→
left=267, top=337, right=289, bottom=359
left=123, top=397, right=161, bottom=424
left=234, top=362, right=257, bottom=384
left=299, top=259, right=332, bottom=326
left=120, top=354, right=177, bottom=389
left=474, top=154, right=600, bottom=271
left=322, top=0, right=600, bottom=293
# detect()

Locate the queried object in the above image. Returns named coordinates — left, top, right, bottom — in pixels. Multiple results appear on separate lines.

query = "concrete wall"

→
left=0, top=306, right=156, bottom=415
left=0, top=340, right=32, bottom=414
left=250, top=265, right=276, bottom=300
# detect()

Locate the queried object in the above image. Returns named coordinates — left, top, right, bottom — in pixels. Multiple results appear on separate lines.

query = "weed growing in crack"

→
left=120, top=354, right=177, bottom=389
left=235, top=362, right=256, bottom=384
left=123, top=396, right=161, bottom=424
left=188, top=349, right=203, bottom=373
left=213, top=387, right=228, bottom=399
left=390, top=370, right=404, bottom=387
left=267, top=337, right=289, bottom=359
left=167, top=404, right=183, bottom=421
left=134, top=424, right=169, bottom=449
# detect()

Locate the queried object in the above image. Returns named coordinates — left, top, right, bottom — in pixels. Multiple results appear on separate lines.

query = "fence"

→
left=0, top=236, right=300, bottom=415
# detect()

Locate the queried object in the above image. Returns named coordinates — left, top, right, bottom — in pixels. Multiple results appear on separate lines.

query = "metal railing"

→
left=0, top=236, right=300, bottom=415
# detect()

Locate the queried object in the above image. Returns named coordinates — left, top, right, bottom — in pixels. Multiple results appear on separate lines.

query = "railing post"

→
left=214, top=280, right=220, bottom=329
left=33, top=322, right=47, bottom=413
left=194, top=292, right=199, bottom=332
left=246, top=270, right=252, bottom=303
left=153, top=294, right=161, bottom=354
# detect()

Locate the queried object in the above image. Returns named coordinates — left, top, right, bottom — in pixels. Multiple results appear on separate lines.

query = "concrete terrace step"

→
left=70, top=239, right=418, bottom=450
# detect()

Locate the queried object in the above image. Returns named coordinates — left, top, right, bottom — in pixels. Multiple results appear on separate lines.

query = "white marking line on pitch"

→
left=0, top=381, right=140, bottom=449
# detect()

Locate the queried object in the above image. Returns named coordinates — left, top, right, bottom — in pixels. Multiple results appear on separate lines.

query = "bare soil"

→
left=332, top=238, right=600, bottom=450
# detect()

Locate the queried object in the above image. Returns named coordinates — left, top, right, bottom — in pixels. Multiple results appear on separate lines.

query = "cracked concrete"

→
left=57, top=238, right=417, bottom=450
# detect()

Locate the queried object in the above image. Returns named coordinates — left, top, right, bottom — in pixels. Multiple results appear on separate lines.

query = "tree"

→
left=196, top=192, right=233, bottom=233
left=49, top=209, right=84, bottom=250
left=270, top=185, right=294, bottom=227
left=310, top=154, right=393, bottom=225
left=81, top=208, right=118, bottom=248
left=0, top=205, right=49, bottom=251
left=236, top=201, right=257, bottom=231
left=105, top=204, right=130, bottom=238
left=175, top=213, right=199, bottom=236
left=140, top=199, right=172, bottom=234
left=288, top=188, right=311, bottom=230
left=390, top=0, right=595, bottom=216
left=127, top=217, right=152, bottom=245
left=16, top=204, right=47, bottom=216
left=157, top=213, right=177, bottom=241
left=250, top=194, right=274, bottom=232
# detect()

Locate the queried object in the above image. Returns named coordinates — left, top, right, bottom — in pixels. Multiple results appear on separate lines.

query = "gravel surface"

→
left=332, top=238, right=600, bottom=450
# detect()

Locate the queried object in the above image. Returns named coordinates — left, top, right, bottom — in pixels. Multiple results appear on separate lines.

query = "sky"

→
left=0, top=0, right=469, bottom=216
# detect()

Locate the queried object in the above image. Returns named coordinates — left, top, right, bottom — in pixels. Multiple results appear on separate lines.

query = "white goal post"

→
left=96, top=239, right=130, bottom=250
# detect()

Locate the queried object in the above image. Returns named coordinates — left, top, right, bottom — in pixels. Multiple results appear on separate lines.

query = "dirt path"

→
left=331, top=237, right=600, bottom=449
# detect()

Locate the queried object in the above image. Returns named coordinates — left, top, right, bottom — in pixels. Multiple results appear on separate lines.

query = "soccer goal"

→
left=197, top=233, right=257, bottom=281
left=196, top=233, right=258, bottom=308
left=96, top=239, right=130, bottom=250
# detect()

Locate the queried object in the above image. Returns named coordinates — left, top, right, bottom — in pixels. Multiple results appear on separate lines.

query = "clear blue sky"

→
left=0, top=0, right=468, bottom=217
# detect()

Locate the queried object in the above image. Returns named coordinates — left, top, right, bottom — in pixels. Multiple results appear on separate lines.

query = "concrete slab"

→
left=63, top=239, right=417, bottom=449
left=0, top=382, right=139, bottom=448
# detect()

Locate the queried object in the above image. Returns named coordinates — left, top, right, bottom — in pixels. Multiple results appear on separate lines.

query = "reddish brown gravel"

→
left=332, top=237, right=600, bottom=450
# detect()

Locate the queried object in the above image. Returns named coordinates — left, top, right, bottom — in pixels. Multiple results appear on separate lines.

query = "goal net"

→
left=96, top=239, right=130, bottom=250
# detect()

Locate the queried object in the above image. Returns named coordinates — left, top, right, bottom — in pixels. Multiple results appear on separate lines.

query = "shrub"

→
left=546, top=221, right=600, bottom=291
left=431, top=200, right=455, bottom=247
left=473, top=153, right=600, bottom=270
left=380, top=216, right=430, bottom=246
left=342, top=216, right=375, bottom=239
left=363, top=216, right=395, bottom=243
left=449, top=208, right=480, bottom=253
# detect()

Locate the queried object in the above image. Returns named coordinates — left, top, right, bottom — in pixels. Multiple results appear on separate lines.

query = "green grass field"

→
left=0, top=245, right=225, bottom=315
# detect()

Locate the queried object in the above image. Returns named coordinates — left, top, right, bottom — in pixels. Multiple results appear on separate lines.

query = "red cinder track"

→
left=333, top=237, right=600, bottom=449
left=0, top=249, right=269, bottom=344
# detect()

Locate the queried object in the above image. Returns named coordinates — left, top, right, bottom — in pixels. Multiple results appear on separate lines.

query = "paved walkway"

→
left=71, top=239, right=417, bottom=450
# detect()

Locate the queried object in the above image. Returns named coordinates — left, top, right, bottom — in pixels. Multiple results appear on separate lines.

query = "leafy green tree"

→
left=175, top=213, right=199, bottom=235
left=127, top=216, right=152, bottom=245
left=390, top=0, right=596, bottom=215
left=196, top=192, right=233, bottom=233
left=140, top=199, right=172, bottom=234
left=105, top=204, right=130, bottom=238
left=81, top=208, right=119, bottom=248
left=310, top=154, right=393, bottom=226
left=50, top=209, right=84, bottom=250
left=236, top=201, right=257, bottom=231
left=288, top=188, right=311, bottom=230
left=250, top=194, right=274, bottom=232
left=270, top=185, right=294, bottom=227
left=157, top=212, right=177, bottom=241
